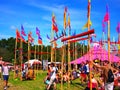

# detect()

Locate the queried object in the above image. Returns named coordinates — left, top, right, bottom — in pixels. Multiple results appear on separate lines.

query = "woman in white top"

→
left=2, top=62, right=9, bottom=90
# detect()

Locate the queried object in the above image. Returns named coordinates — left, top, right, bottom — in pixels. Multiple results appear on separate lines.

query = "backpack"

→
left=107, top=69, right=114, bottom=82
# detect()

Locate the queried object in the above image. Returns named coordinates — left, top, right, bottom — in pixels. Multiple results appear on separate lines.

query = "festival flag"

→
left=116, top=22, right=120, bottom=33
left=16, top=29, right=21, bottom=42
left=21, top=36, right=26, bottom=43
left=82, top=20, right=92, bottom=30
left=67, top=13, right=71, bottom=29
left=90, top=37, right=93, bottom=43
left=36, top=27, right=40, bottom=36
left=52, top=23, right=58, bottom=32
left=16, top=29, right=21, bottom=39
left=46, top=34, right=50, bottom=40
left=103, top=5, right=109, bottom=22
left=64, top=7, right=67, bottom=29
left=21, top=25, right=26, bottom=36
left=52, top=13, right=58, bottom=32
left=38, top=35, right=42, bottom=45
left=28, top=32, right=34, bottom=43
left=54, top=37, right=57, bottom=40
left=72, top=30, right=76, bottom=36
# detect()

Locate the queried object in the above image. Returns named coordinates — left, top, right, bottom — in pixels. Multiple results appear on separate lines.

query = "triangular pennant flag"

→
left=82, top=20, right=92, bottom=30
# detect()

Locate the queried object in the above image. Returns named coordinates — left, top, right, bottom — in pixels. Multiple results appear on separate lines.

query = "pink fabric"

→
left=71, top=45, right=120, bottom=64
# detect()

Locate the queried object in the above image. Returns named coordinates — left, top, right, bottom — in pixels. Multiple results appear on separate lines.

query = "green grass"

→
left=0, top=70, right=85, bottom=90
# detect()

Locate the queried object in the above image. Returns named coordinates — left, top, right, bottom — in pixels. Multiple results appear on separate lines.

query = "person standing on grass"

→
left=2, top=62, right=10, bottom=90
left=91, top=60, right=117, bottom=90
left=0, top=56, right=3, bottom=80
left=47, top=63, right=57, bottom=90
left=0, top=65, right=2, bottom=80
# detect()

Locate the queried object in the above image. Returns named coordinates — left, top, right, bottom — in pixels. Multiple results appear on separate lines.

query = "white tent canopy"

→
left=24, top=59, right=41, bottom=66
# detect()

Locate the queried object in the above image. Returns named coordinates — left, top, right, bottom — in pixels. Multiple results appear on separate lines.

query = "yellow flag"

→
left=67, top=14, right=70, bottom=28
left=82, top=19, right=92, bottom=30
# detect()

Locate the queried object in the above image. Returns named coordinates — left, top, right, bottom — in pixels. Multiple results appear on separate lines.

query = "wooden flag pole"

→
left=14, top=35, right=17, bottom=79
left=20, top=37, right=23, bottom=81
left=87, top=0, right=92, bottom=90
left=68, top=24, right=71, bottom=89
left=108, top=20, right=111, bottom=64
left=61, top=45, right=64, bottom=90
left=34, top=45, right=36, bottom=59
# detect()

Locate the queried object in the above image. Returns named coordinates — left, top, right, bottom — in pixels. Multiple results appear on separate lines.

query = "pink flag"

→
left=103, top=5, right=109, bottom=22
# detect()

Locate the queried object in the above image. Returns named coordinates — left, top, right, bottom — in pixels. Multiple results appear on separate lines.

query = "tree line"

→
left=0, top=37, right=87, bottom=64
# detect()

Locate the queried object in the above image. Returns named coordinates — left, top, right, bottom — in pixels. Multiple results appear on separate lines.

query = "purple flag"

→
left=36, top=27, right=40, bottom=36
left=21, top=25, right=26, bottom=36
left=116, top=22, right=120, bottom=33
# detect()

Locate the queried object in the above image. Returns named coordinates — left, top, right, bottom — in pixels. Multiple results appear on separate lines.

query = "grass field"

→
left=1, top=70, right=120, bottom=90
left=0, top=70, right=85, bottom=90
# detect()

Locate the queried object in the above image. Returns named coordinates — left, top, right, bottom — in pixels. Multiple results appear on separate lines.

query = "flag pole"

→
left=108, top=20, right=111, bottom=65
left=14, top=31, right=17, bottom=79
left=20, top=36, right=23, bottom=81
left=68, top=24, right=71, bottom=89
left=87, top=0, right=92, bottom=90
left=34, top=45, right=36, bottom=60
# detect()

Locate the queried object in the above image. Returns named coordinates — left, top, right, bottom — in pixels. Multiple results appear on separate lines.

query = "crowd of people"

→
left=44, top=60, right=120, bottom=90
left=1, top=55, right=120, bottom=90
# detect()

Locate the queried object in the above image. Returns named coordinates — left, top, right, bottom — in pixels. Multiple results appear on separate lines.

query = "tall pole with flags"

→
left=103, top=5, right=111, bottom=64
left=14, top=29, right=20, bottom=79
left=67, top=12, right=71, bottom=89
left=87, top=0, right=92, bottom=89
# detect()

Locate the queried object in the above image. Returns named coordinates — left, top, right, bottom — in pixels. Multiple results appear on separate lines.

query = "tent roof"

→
left=71, top=45, right=120, bottom=64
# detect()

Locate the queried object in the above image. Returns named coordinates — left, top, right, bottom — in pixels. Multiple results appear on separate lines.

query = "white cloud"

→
left=10, top=25, right=16, bottom=30
left=0, top=33, right=13, bottom=39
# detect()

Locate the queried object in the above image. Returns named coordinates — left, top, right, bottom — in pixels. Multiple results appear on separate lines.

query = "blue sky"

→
left=0, top=0, right=120, bottom=46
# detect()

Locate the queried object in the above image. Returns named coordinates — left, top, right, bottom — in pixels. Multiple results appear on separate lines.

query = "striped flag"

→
left=52, top=13, right=58, bottom=32
left=38, top=35, right=42, bottom=45
left=21, top=25, right=26, bottom=36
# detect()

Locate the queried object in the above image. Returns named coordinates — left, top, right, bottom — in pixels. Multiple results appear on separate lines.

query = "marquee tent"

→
left=71, top=45, right=120, bottom=64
